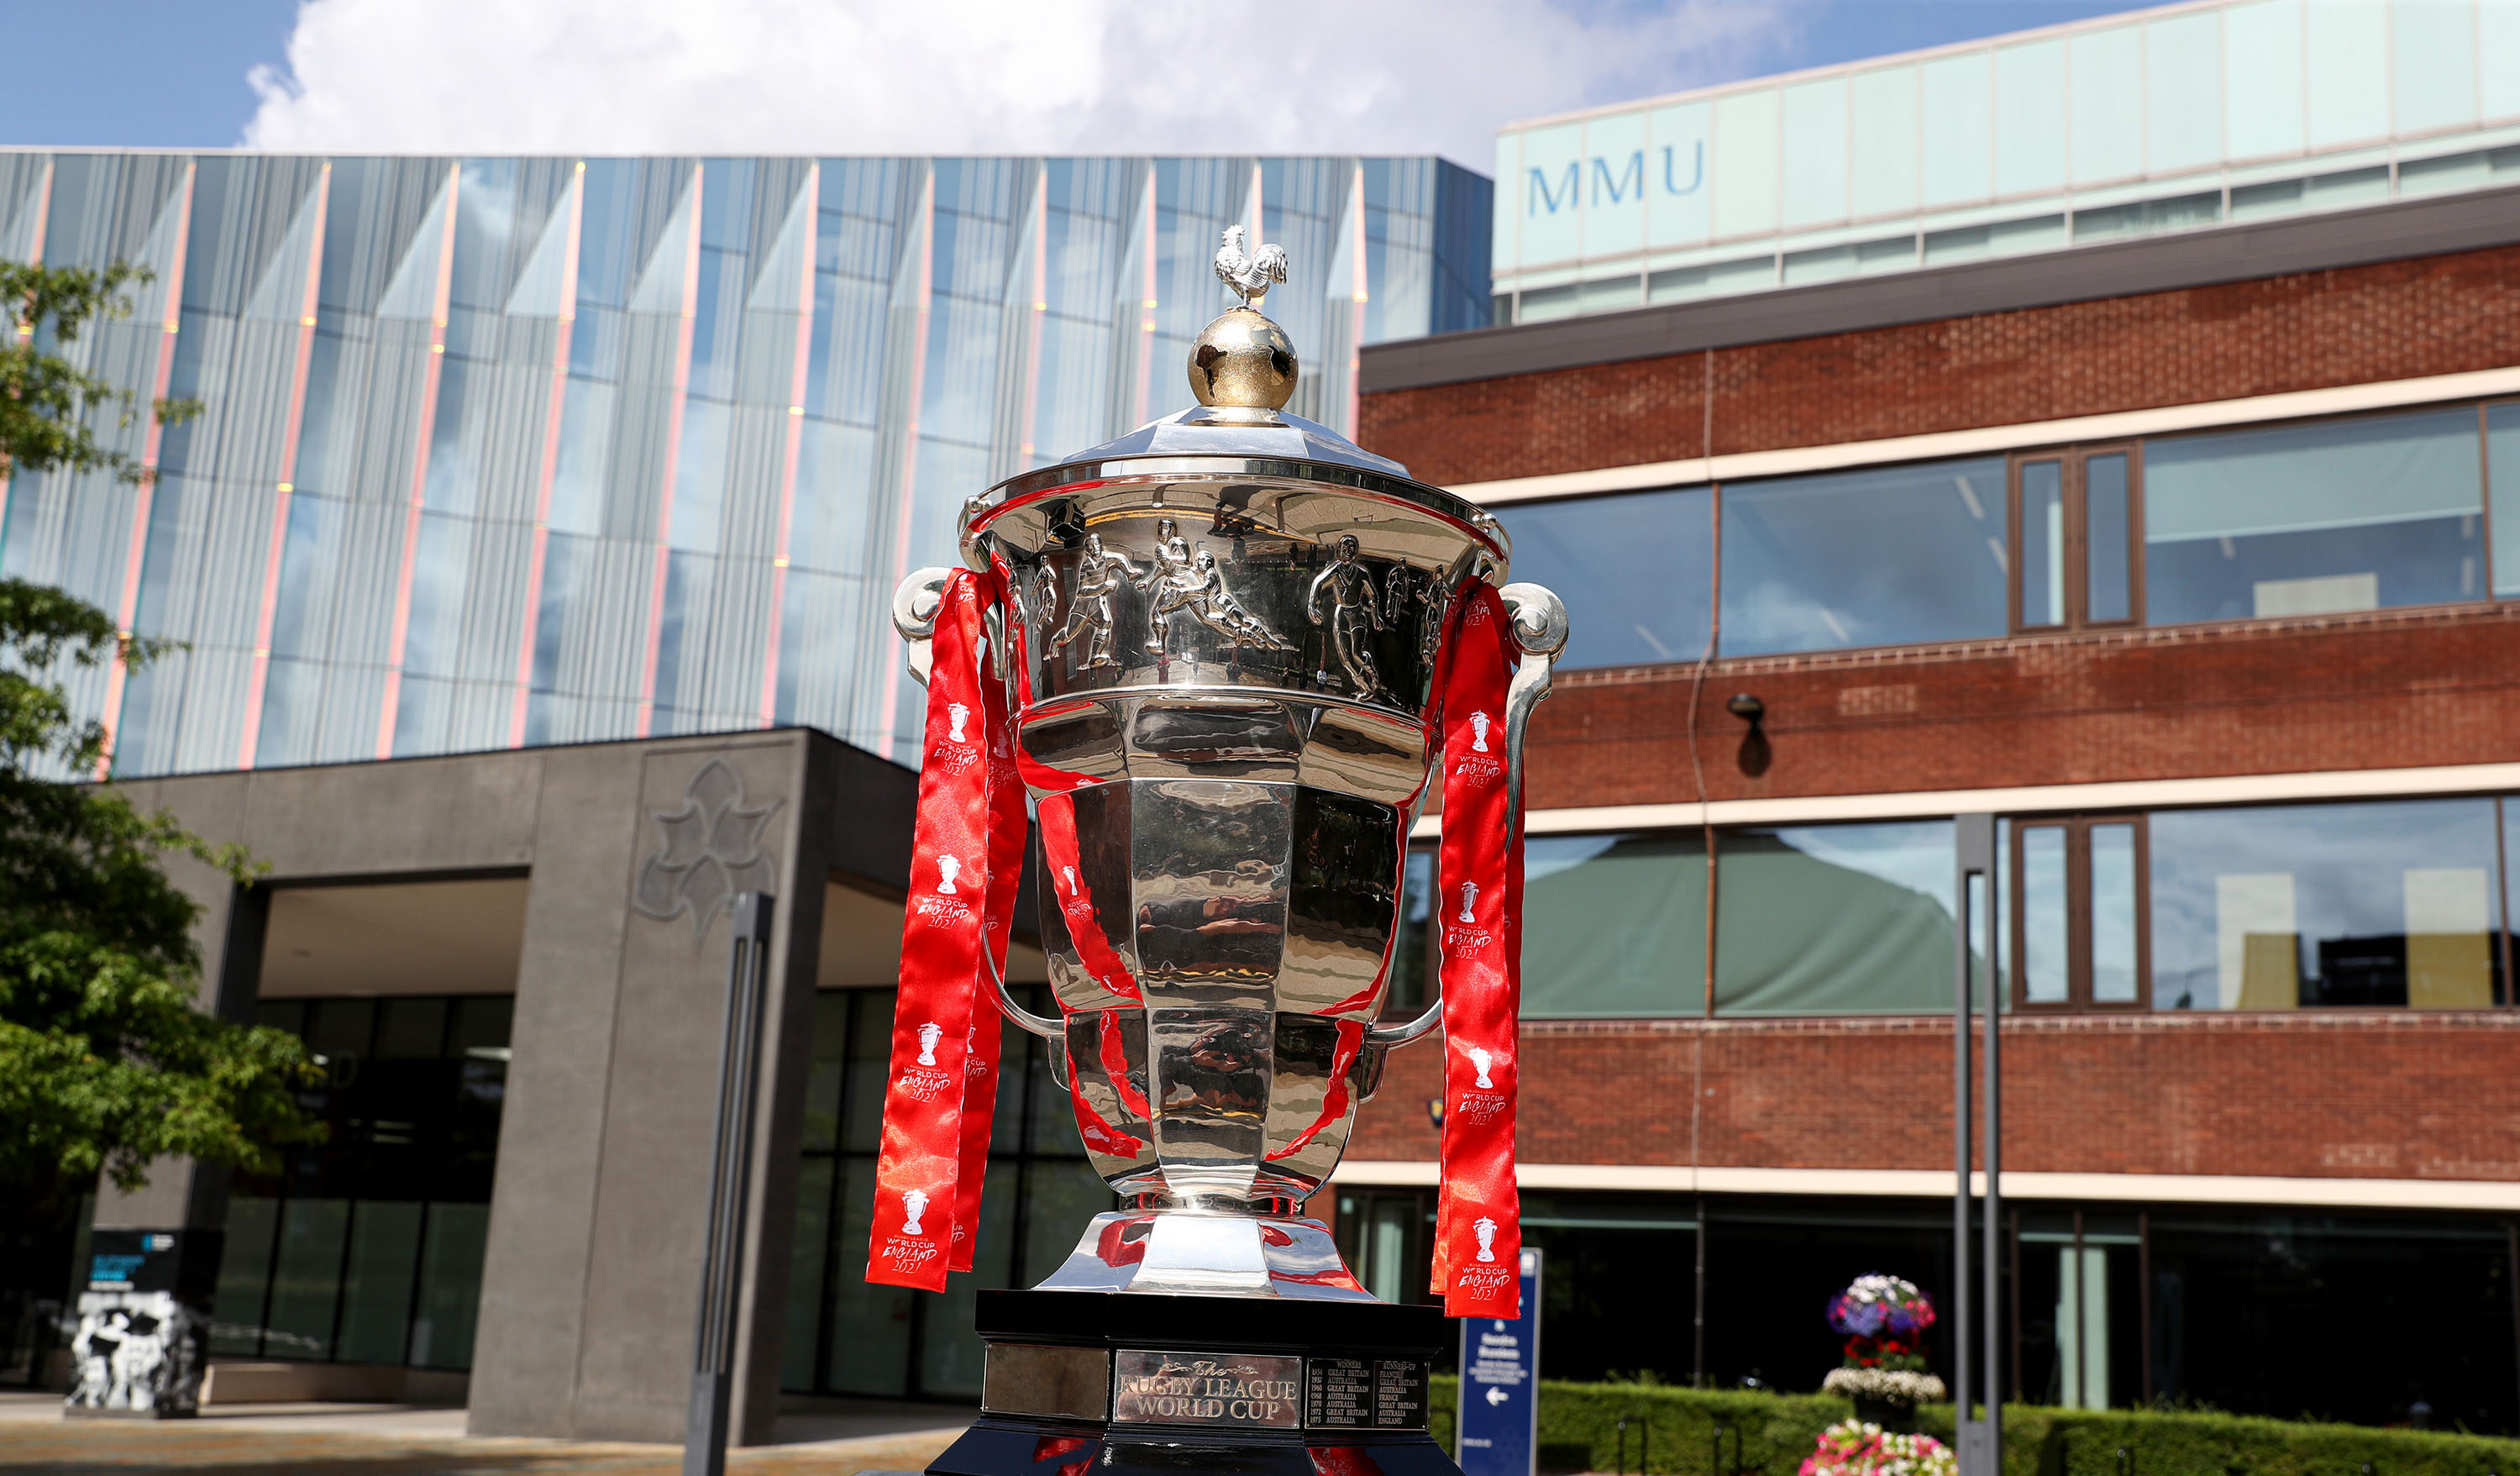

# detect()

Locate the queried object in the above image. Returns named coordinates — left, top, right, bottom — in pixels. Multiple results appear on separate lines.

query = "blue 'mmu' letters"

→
left=1529, top=161, right=1580, bottom=216
left=1592, top=151, right=1643, bottom=207
left=1531, top=141, right=1706, bottom=216
left=1663, top=141, right=1704, bottom=197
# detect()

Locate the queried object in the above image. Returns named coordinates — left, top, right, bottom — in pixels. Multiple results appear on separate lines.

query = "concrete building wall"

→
left=81, top=729, right=916, bottom=1446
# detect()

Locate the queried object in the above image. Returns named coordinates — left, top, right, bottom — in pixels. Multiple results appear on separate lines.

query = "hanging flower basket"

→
left=1820, top=1274, right=1946, bottom=1422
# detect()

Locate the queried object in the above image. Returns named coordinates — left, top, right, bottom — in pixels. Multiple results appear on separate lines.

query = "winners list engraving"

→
left=1111, top=1351, right=1302, bottom=1429
left=1305, top=1358, right=1431, bottom=1429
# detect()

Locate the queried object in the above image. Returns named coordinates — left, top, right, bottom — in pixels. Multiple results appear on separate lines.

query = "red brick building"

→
left=1334, top=183, right=2520, bottom=1425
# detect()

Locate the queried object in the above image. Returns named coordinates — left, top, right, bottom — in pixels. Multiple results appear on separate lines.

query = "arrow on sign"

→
left=1485, top=1387, right=1509, bottom=1406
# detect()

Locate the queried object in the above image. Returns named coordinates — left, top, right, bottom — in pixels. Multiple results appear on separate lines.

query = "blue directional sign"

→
left=1457, top=1248, right=1542, bottom=1476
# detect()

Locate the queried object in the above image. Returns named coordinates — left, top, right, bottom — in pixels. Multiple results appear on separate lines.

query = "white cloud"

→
left=239, top=0, right=1808, bottom=167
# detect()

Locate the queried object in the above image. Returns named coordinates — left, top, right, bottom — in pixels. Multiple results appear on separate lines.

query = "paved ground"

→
left=0, top=1392, right=970, bottom=1474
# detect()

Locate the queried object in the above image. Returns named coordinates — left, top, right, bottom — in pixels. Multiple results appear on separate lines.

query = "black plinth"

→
left=927, top=1290, right=1462, bottom=1476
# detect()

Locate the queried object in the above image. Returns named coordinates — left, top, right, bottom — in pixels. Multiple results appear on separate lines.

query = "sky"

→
left=6, top=0, right=2150, bottom=167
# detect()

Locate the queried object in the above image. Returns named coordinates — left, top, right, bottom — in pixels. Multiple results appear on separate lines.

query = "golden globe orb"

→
left=1187, top=307, right=1299, bottom=412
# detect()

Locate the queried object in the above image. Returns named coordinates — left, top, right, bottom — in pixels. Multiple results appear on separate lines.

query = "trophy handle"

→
left=895, top=563, right=1063, bottom=1042
left=892, top=565, right=957, bottom=685
left=1365, top=580, right=1567, bottom=1050
left=980, top=912, right=1067, bottom=1042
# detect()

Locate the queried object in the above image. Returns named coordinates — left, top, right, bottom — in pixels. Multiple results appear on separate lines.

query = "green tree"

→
left=0, top=260, right=318, bottom=1222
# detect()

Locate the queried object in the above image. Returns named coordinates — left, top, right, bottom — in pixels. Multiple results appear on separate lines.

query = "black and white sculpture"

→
left=63, top=1230, right=214, bottom=1420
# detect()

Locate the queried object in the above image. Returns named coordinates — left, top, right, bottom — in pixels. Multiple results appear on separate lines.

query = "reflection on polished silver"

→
left=892, top=250, right=1566, bottom=1301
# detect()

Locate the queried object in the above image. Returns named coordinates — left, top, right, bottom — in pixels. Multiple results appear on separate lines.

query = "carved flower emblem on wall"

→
left=632, top=758, right=782, bottom=938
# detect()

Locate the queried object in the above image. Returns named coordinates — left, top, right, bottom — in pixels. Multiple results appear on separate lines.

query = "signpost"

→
left=685, top=891, right=774, bottom=1476
left=1457, top=1248, right=1543, bottom=1476
left=1953, top=816, right=2002, bottom=1476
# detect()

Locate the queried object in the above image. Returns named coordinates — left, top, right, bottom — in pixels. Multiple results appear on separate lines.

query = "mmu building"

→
left=12, top=0, right=2520, bottom=1443
left=1350, top=0, right=2520, bottom=1429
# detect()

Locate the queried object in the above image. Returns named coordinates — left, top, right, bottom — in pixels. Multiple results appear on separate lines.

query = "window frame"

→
left=2009, top=813, right=2151, bottom=1013
left=2007, top=444, right=2145, bottom=633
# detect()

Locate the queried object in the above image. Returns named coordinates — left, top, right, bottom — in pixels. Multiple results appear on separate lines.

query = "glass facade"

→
left=0, top=151, right=1488, bottom=774
left=1719, top=458, right=2008, bottom=656
left=1331, top=1189, right=2520, bottom=1430
left=1477, top=794, right=2517, bottom=1020
left=782, top=987, right=1107, bottom=1401
left=207, top=995, right=511, bottom=1370
left=1495, top=0, right=2520, bottom=322
left=1496, top=398, right=2519, bottom=671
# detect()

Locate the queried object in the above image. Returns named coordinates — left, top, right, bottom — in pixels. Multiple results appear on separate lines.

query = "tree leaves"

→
left=0, top=254, right=315, bottom=1205
left=0, top=260, right=199, bottom=487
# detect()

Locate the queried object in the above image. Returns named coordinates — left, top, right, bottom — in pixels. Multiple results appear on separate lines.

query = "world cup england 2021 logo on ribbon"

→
left=897, top=1022, right=956, bottom=1101
left=1455, top=1043, right=1509, bottom=1125
left=1446, top=883, right=1494, bottom=954
left=1455, top=1221, right=1515, bottom=1295
left=879, top=1189, right=942, bottom=1275
left=1452, top=712, right=1503, bottom=785
left=915, top=855, right=972, bottom=926
left=932, top=703, right=979, bottom=775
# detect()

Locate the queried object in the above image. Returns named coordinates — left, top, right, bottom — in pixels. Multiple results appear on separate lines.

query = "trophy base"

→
left=1032, top=1211, right=1378, bottom=1300
left=930, top=1289, right=1462, bottom=1476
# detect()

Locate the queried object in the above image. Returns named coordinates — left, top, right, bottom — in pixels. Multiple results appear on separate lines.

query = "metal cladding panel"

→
left=0, top=150, right=1480, bottom=775
left=0, top=160, right=187, bottom=651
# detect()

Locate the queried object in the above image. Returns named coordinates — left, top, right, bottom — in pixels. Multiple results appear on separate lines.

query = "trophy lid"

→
left=1056, top=403, right=1407, bottom=479
left=963, top=227, right=1500, bottom=563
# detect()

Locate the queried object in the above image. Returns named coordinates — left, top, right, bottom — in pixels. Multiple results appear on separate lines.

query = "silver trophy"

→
left=894, top=227, right=1566, bottom=1306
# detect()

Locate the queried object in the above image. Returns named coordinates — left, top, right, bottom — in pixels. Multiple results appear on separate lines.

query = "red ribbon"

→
left=866, top=569, right=1025, bottom=1290
left=1425, top=585, right=1522, bottom=1319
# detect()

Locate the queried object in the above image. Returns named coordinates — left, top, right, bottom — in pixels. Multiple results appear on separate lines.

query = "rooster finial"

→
left=1214, top=224, right=1289, bottom=313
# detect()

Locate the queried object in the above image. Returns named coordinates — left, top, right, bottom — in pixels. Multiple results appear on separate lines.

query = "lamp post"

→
left=685, top=890, right=774, bottom=1476
left=1953, top=815, right=2001, bottom=1476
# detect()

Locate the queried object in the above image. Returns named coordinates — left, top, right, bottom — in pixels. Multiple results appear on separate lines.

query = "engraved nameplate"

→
left=1305, top=1357, right=1430, bottom=1429
left=1110, top=1349, right=1303, bottom=1428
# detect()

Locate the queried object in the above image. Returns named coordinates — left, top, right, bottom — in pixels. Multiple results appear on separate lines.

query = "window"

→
left=1509, top=401, right=2512, bottom=671
left=2012, top=817, right=2146, bottom=1009
left=1494, top=486, right=1713, bottom=670
left=2143, top=407, right=2486, bottom=624
left=209, top=995, right=511, bottom=1370
left=1331, top=1188, right=1434, bottom=1306
left=1520, top=833, right=1706, bottom=1017
left=2012, top=448, right=2138, bottom=629
left=1716, top=821, right=1956, bottom=1015
left=2491, top=402, right=2520, bottom=599
left=1719, top=457, right=2008, bottom=657
left=2149, top=798, right=2507, bottom=1011
left=783, top=987, right=1109, bottom=1398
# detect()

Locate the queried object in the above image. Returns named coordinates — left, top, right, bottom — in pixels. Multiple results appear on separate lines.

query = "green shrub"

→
left=1426, top=1377, right=2520, bottom=1476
